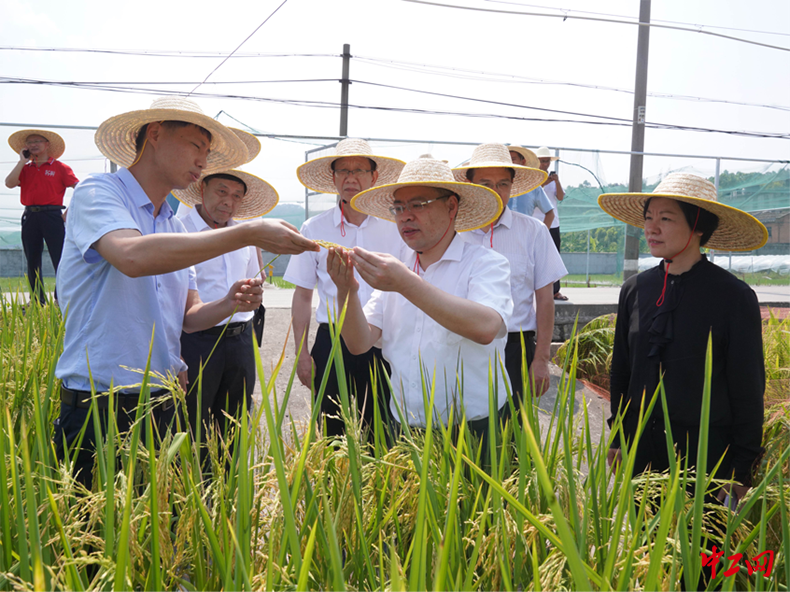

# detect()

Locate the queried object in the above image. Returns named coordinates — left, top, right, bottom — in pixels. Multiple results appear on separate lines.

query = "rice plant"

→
left=0, top=291, right=788, bottom=590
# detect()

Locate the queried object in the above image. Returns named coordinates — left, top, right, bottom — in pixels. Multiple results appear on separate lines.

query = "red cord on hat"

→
left=655, top=207, right=701, bottom=307
left=339, top=201, right=346, bottom=238
left=489, top=222, right=494, bottom=248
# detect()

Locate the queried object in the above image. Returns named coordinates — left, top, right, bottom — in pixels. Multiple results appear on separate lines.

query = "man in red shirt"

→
left=5, top=129, right=78, bottom=303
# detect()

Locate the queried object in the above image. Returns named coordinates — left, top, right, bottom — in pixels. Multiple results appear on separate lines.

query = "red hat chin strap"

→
left=339, top=201, right=346, bottom=238
left=655, top=207, right=701, bottom=307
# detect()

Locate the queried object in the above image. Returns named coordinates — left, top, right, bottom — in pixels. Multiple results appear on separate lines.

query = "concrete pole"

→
left=339, top=44, right=351, bottom=137
left=623, top=0, right=651, bottom=281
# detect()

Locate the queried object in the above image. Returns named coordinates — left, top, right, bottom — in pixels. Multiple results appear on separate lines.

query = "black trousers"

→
left=549, top=226, right=562, bottom=294
left=21, top=208, right=65, bottom=303
left=181, top=322, right=257, bottom=453
left=312, top=324, right=391, bottom=441
left=505, top=330, right=536, bottom=408
left=53, top=389, right=177, bottom=490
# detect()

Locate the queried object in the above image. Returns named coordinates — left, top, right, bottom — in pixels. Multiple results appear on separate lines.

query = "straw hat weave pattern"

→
left=94, top=97, right=248, bottom=174
left=506, top=144, right=540, bottom=169
left=598, top=172, right=768, bottom=251
left=351, top=155, right=502, bottom=232
left=8, top=129, right=66, bottom=160
left=173, top=170, right=279, bottom=220
left=296, top=138, right=405, bottom=194
left=453, top=143, right=546, bottom=195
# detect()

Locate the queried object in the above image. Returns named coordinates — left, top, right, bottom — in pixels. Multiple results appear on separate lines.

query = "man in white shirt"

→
left=284, top=139, right=405, bottom=441
left=533, top=146, right=567, bottom=300
left=456, top=144, right=567, bottom=403
left=174, top=169, right=277, bottom=458
left=325, top=155, right=512, bottom=458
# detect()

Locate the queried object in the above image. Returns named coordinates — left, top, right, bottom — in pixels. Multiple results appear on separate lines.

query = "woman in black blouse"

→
left=598, top=172, right=768, bottom=507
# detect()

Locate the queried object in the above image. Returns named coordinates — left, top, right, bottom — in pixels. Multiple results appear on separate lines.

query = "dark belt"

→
left=507, top=330, right=536, bottom=342
left=60, top=385, right=173, bottom=410
left=199, top=320, right=250, bottom=338
left=25, top=205, right=65, bottom=213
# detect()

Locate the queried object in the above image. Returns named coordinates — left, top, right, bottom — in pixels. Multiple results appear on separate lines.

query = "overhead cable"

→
left=401, top=0, right=790, bottom=52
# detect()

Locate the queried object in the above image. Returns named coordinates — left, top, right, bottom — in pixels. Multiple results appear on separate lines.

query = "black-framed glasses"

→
left=333, top=168, right=373, bottom=178
left=388, top=197, right=446, bottom=216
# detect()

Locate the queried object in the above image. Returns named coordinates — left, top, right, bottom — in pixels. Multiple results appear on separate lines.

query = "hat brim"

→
left=506, top=146, right=540, bottom=169
left=173, top=170, right=279, bottom=220
left=230, top=128, right=261, bottom=164
left=95, top=108, right=247, bottom=174
left=296, top=153, right=405, bottom=194
left=453, top=163, right=547, bottom=196
left=9, top=129, right=66, bottom=160
left=598, top=192, right=768, bottom=252
left=350, top=181, right=503, bottom=232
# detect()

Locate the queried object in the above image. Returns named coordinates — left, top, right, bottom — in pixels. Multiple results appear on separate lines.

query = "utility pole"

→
left=623, top=0, right=651, bottom=281
left=339, top=43, right=351, bottom=137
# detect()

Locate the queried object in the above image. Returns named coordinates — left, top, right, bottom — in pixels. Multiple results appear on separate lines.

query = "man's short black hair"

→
left=643, top=197, right=719, bottom=247
left=330, top=157, right=377, bottom=172
left=202, top=173, right=248, bottom=195
left=134, top=121, right=212, bottom=154
left=465, top=167, right=516, bottom=183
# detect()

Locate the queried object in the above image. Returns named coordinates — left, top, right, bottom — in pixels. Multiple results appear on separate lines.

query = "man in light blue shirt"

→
left=53, top=97, right=318, bottom=488
left=507, top=146, right=555, bottom=228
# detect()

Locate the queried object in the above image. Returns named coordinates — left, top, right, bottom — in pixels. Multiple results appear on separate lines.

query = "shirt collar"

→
left=186, top=203, right=238, bottom=230
left=117, top=167, right=173, bottom=218
left=26, top=157, right=55, bottom=167
left=333, top=200, right=369, bottom=229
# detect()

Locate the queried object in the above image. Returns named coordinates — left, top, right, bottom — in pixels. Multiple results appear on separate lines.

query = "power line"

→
left=401, top=0, right=790, bottom=52
left=354, top=56, right=790, bottom=112
left=188, top=0, right=291, bottom=96
left=0, top=46, right=337, bottom=58
left=1, top=78, right=787, bottom=140
left=484, top=1, right=790, bottom=38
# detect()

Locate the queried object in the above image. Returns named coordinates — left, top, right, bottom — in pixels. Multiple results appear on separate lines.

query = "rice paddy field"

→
left=0, top=297, right=788, bottom=591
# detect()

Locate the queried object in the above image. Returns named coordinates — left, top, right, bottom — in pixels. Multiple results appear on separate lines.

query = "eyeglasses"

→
left=333, top=168, right=372, bottom=178
left=388, top=197, right=446, bottom=216
left=25, top=139, right=47, bottom=146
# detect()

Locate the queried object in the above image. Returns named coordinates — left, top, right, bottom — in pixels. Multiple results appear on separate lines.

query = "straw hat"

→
left=94, top=97, right=248, bottom=174
left=296, top=138, right=405, bottom=194
left=506, top=144, right=540, bottom=169
left=598, top=172, right=768, bottom=252
left=351, top=155, right=503, bottom=232
left=534, top=146, right=558, bottom=162
left=8, top=129, right=66, bottom=160
left=173, top=170, right=279, bottom=220
left=230, top=128, right=261, bottom=163
left=453, top=143, right=546, bottom=195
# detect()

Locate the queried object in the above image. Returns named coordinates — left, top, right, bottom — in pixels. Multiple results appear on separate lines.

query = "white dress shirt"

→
left=181, top=206, right=260, bottom=326
left=532, top=180, right=560, bottom=228
left=462, top=207, right=567, bottom=333
left=363, top=234, right=513, bottom=427
left=284, top=204, right=406, bottom=324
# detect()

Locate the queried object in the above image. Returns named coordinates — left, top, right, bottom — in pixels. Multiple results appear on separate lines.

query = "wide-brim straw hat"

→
left=230, top=128, right=261, bottom=163
left=453, top=143, right=546, bottom=195
left=534, top=146, right=558, bottom=162
left=94, top=97, right=248, bottom=174
left=173, top=169, right=279, bottom=220
left=8, top=129, right=66, bottom=160
left=296, top=138, right=405, bottom=194
left=351, top=155, right=503, bottom=232
left=598, top=172, right=768, bottom=251
left=506, top=144, right=540, bottom=169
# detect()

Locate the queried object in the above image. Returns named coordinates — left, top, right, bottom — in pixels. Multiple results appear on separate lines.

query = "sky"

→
left=1, top=0, right=789, bottom=227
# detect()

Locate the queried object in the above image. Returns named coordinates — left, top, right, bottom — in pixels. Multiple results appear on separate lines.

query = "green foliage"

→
left=553, top=314, right=616, bottom=389
left=0, top=294, right=788, bottom=590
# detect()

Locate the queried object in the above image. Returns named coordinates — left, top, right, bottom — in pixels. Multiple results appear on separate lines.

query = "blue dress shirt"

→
left=509, top=185, right=552, bottom=216
left=56, top=168, right=197, bottom=392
